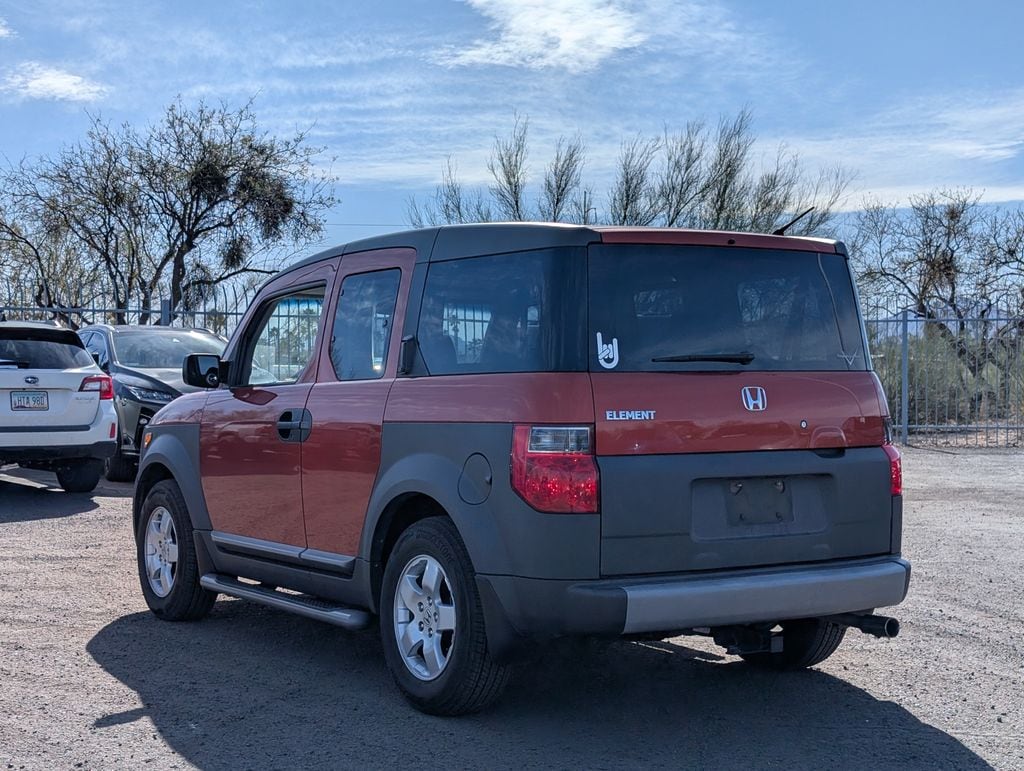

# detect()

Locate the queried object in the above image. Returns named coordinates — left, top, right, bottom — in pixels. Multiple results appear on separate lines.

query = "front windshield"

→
left=113, top=330, right=225, bottom=369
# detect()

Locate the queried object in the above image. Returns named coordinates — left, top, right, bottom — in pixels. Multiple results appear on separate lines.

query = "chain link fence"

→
left=2, top=292, right=1022, bottom=447
left=867, top=312, right=1024, bottom=447
left=0, top=283, right=254, bottom=337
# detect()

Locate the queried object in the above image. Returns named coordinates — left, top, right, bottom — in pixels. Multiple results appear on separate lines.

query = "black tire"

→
left=380, top=517, right=512, bottom=715
left=136, top=479, right=215, bottom=622
left=740, top=618, right=847, bottom=670
left=104, top=443, right=137, bottom=482
left=55, top=459, right=103, bottom=493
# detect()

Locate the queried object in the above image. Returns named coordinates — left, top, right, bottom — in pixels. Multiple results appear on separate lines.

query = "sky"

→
left=1, top=0, right=1023, bottom=253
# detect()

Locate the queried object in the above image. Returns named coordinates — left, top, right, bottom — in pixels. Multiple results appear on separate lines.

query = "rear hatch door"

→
left=0, top=327, right=101, bottom=432
left=588, top=241, right=894, bottom=575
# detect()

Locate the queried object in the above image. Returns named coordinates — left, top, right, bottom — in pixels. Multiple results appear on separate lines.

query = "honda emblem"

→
left=741, top=386, right=767, bottom=412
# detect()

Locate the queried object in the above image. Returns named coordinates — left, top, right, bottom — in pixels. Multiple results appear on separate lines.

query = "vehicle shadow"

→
left=0, top=469, right=131, bottom=523
left=0, top=475, right=101, bottom=521
left=87, top=602, right=992, bottom=770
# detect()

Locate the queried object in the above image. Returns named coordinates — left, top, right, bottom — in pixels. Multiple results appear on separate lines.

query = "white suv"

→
left=0, top=322, right=117, bottom=492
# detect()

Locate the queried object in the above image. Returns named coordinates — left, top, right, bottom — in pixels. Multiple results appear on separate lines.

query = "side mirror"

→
left=90, top=352, right=102, bottom=367
left=183, top=353, right=223, bottom=389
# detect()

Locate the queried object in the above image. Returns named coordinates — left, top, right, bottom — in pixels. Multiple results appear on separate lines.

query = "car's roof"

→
left=0, top=321, right=84, bottom=345
left=82, top=324, right=219, bottom=335
left=282, top=222, right=845, bottom=276
left=0, top=320, right=65, bottom=329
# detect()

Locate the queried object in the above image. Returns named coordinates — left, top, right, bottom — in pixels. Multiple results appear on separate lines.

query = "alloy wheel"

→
left=144, top=506, right=179, bottom=598
left=393, top=554, right=457, bottom=681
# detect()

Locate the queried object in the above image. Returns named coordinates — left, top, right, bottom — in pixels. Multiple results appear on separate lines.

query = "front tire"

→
left=380, top=517, right=511, bottom=715
left=55, top=459, right=102, bottom=493
left=740, top=618, right=846, bottom=669
left=136, top=480, right=215, bottom=621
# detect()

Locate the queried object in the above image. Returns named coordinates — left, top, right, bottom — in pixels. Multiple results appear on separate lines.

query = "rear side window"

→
left=588, top=244, right=866, bottom=372
left=417, top=249, right=586, bottom=375
left=0, top=329, right=94, bottom=370
left=330, top=269, right=401, bottom=380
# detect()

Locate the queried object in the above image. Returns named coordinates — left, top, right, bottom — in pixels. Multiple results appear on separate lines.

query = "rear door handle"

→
left=276, top=409, right=313, bottom=442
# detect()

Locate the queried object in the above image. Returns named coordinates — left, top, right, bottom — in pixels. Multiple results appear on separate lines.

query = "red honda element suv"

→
left=133, top=224, right=910, bottom=715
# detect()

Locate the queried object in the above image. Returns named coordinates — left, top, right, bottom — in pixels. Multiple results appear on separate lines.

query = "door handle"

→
left=277, top=409, right=313, bottom=442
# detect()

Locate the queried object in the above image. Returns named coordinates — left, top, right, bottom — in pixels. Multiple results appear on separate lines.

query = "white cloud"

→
left=2, top=62, right=107, bottom=101
left=440, top=0, right=647, bottom=73
left=772, top=90, right=1024, bottom=206
left=0, top=18, right=12, bottom=38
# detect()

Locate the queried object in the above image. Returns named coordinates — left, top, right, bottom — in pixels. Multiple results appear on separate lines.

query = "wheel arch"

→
left=133, top=425, right=211, bottom=536
left=368, top=492, right=449, bottom=611
left=133, top=462, right=173, bottom=534
left=361, top=452, right=514, bottom=611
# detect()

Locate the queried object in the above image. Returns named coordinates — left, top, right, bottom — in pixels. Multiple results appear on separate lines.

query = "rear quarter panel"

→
left=368, top=373, right=600, bottom=579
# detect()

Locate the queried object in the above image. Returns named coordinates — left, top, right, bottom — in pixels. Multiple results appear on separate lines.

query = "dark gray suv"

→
left=77, top=325, right=224, bottom=481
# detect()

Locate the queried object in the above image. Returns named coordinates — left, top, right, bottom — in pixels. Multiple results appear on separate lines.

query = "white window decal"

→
left=596, top=332, right=619, bottom=369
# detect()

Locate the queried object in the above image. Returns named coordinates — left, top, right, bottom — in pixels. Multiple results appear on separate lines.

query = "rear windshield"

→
left=417, top=248, right=586, bottom=374
left=113, top=330, right=225, bottom=369
left=0, top=328, right=94, bottom=370
left=588, top=244, right=867, bottom=372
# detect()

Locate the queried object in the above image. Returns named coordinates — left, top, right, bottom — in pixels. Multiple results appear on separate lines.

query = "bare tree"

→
left=981, top=206, right=1024, bottom=311
left=128, top=97, right=335, bottom=315
left=487, top=115, right=530, bottom=221
left=538, top=134, right=585, bottom=222
left=0, top=137, right=127, bottom=326
left=407, top=157, right=491, bottom=227
left=0, top=208, right=101, bottom=326
left=851, top=188, right=1024, bottom=423
left=786, top=165, right=854, bottom=235
left=607, top=135, right=660, bottom=226
left=406, top=108, right=851, bottom=236
left=0, top=96, right=335, bottom=321
left=852, top=188, right=1024, bottom=372
left=854, top=189, right=983, bottom=320
left=656, top=121, right=707, bottom=227
left=697, top=110, right=756, bottom=230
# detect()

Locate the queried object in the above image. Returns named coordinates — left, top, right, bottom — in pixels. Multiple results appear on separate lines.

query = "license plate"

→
left=11, top=390, right=49, bottom=411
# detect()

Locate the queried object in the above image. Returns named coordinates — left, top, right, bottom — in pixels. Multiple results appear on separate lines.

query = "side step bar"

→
left=200, top=574, right=372, bottom=631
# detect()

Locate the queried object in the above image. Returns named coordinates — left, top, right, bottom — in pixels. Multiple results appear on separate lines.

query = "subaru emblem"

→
left=741, top=386, right=766, bottom=412
left=24, top=375, right=39, bottom=385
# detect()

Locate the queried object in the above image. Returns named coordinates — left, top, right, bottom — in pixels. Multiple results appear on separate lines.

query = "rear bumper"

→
left=477, top=556, right=911, bottom=657
left=0, top=440, right=117, bottom=464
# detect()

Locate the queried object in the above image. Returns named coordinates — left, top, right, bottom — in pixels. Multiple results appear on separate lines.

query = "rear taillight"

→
left=80, top=374, right=113, bottom=400
left=882, top=443, right=902, bottom=495
left=510, top=425, right=599, bottom=513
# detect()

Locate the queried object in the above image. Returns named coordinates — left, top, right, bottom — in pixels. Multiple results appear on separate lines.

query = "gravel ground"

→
left=1, top=448, right=1022, bottom=770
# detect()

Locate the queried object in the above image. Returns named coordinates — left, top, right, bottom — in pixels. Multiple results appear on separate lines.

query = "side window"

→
left=83, top=332, right=109, bottom=368
left=416, top=249, right=585, bottom=375
left=330, top=269, right=401, bottom=381
left=243, top=286, right=326, bottom=385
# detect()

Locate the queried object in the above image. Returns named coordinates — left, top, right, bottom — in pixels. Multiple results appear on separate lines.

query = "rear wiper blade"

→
left=0, top=359, right=30, bottom=369
left=651, top=352, right=755, bottom=364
